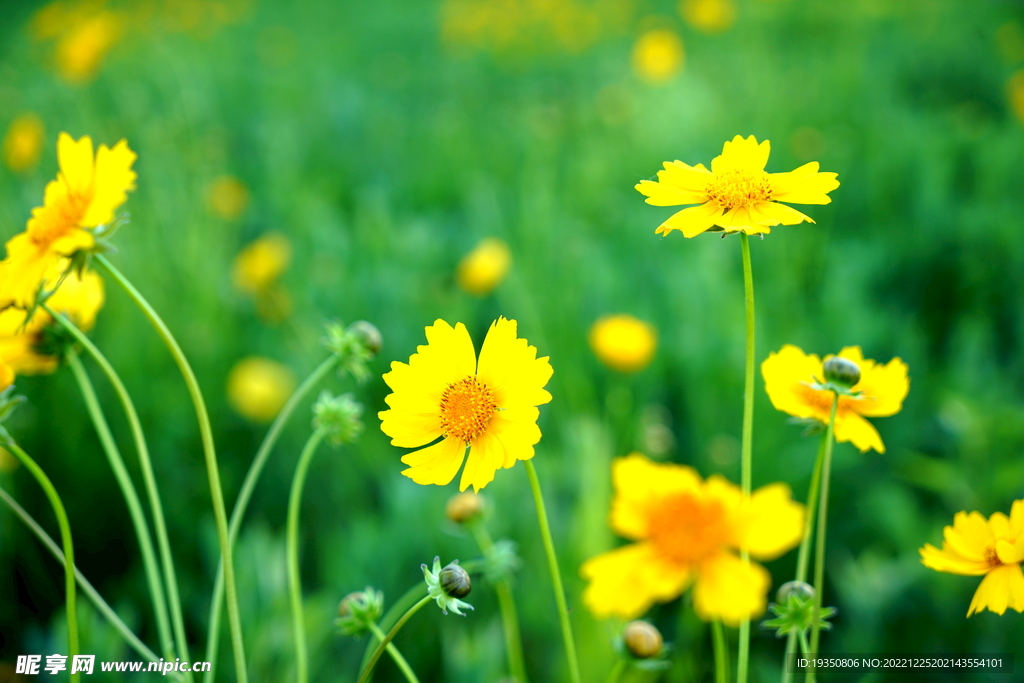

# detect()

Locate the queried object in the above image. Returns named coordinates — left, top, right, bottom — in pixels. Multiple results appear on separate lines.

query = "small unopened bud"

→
left=623, top=620, right=663, bottom=659
left=334, top=587, right=384, bottom=636
left=446, top=492, right=484, bottom=524
left=313, top=390, right=364, bottom=444
left=338, top=591, right=363, bottom=618
left=439, top=560, right=472, bottom=598
left=777, top=580, right=815, bottom=604
left=349, top=320, right=383, bottom=356
left=823, top=356, right=860, bottom=389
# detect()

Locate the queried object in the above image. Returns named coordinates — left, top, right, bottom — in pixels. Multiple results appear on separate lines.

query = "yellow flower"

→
left=0, top=132, right=136, bottom=309
left=635, top=135, right=839, bottom=238
left=3, top=114, right=45, bottom=173
left=589, top=314, right=657, bottom=373
left=632, top=29, right=685, bottom=84
left=55, top=10, right=123, bottom=84
left=680, top=0, right=737, bottom=34
left=761, top=344, right=909, bottom=454
left=379, top=317, right=552, bottom=492
left=457, top=238, right=512, bottom=296
left=227, top=357, right=297, bottom=424
left=581, top=453, right=804, bottom=624
left=232, top=233, right=291, bottom=295
left=208, top=175, right=251, bottom=221
left=921, top=501, right=1024, bottom=617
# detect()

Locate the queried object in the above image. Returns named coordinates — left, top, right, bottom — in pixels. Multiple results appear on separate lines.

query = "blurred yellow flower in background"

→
left=208, top=175, right=251, bottom=221
left=589, top=314, right=657, bottom=373
left=921, top=500, right=1024, bottom=616
left=227, top=356, right=297, bottom=423
left=56, top=10, right=123, bottom=84
left=3, top=114, right=45, bottom=173
left=632, top=28, right=685, bottom=84
left=1007, top=70, right=1024, bottom=125
left=636, top=135, right=839, bottom=237
left=440, top=0, right=608, bottom=54
left=457, top=237, right=511, bottom=295
left=379, top=317, right=552, bottom=492
left=761, top=344, right=909, bottom=453
left=581, top=453, right=804, bottom=624
left=680, top=0, right=736, bottom=34
left=233, top=232, right=291, bottom=292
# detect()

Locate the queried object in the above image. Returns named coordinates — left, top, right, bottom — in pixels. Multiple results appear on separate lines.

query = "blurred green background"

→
left=3, top=0, right=1024, bottom=680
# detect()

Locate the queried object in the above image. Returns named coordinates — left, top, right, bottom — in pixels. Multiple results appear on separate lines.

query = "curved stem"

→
left=47, top=306, right=192, bottom=680
left=524, top=460, right=581, bottom=683
left=66, top=349, right=175, bottom=661
left=737, top=232, right=756, bottom=683
left=806, top=394, right=839, bottom=683
left=359, top=583, right=427, bottom=674
left=367, top=622, right=420, bottom=683
left=203, top=355, right=339, bottom=683
left=95, top=254, right=247, bottom=683
left=287, top=429, right=327, bottom=683
left=357, top=595, right=432, bottom=683
left=712, top=620, right=730, bottom=683
left=4, top=440, right=79, bottom=682
left=604, top=659, right=627, bottom=683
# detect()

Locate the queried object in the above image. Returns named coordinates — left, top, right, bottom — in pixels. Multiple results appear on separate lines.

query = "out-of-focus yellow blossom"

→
left=581, top=453, right=804, bottom=624
left=227, top=357, right=296, bottom=424
left=1007, top=70, right=1024, bottom=125
left=0, top=132, right=136, bottom=309
left=440, top=0, right=609, bottom=54
left=761, top=344, right=909, bottom=454
left=632, top=29, right=685, bottom=84
left=232, top=233, right=291, bottom=295
left=636, top=135, right=839, bottom=238
left=921, top=500, right=1024, bottom=617
left=3, top=114, right=45, bottom=173
left=0, top=447, right=18, bottom=472
left=379, top=318, right=552, bottom=492
left=208, top=175, right=251, bottom=221
left=589, top=315, right=657, bottom=373
left=55, top=10, right=123, bottom=84
left=680, top=0, right=736, bottom=34
left=457, top=238, right=512, bottom=295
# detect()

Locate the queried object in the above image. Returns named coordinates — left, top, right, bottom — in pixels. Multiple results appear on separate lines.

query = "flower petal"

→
left=610, top=453, right=702, bottom=540
left=57, top=132, right=95, bottom=198
left=833, top=411, right=885, bottom=453
left=919, top=543, right=990, bottom=576
left=476, top=317, right=552, bottom=409
left=378, top=407, right=442, bottom=448
left=761, top=344, right=829, bottom=421
left=841, top=348, right=909, bottom=418
left=381, top=319, right=476, bottom=416
left=580, top=541, right=691, bottom=619
left=80, top=139, right=137, bottom=228
left=736, top=483, right=805, bottom=561
left=400, top=436, right=466, bottom=486
left=488, top=405, right=541, bottom=468
left=460, top=429, right=506, bottom=492
left=967, top=564, right=1024, bottom=616
left=656, top=201, right=724, bottom=238
left=755, top=201, right=814, bottom=226
left=944, top=511, right=993, bottom=562
left=692, top=552, right=771, bottom=626
left=712, top=135, right=770, bottom=173
left=769, top=162, right=840, bottom=205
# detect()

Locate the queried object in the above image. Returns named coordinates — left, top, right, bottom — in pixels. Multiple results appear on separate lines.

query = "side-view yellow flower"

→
left=379, top=317, right=552, bottom=492
left=921, top=500, right=1024, bottom=617
left=635, top=135, right=839, bottom=238
left=761, top=344, right=909, bottom=453
left=581, top=453, right=804, bottom=625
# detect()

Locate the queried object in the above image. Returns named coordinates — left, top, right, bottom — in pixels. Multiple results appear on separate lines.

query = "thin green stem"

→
left=467, top=519, right=528, bottom=683
left=47, top=306, right=192, bottom=681
left=523, top=460, right=581, bottom=683
left=4, top=441, right=79, bottom=682
left=204, top=355, right=339, bottom=683
left=357, top=595, right=432, bottom=683
left=95, top=254, right=247, bottom=683
left=806, top=395, right=839, bottom=683
left=359, top=583, right=426, bottom=674
left=66, top=349, right=175, bottom=661
left=737, top=233, right=756, bottom=683
left=712, top=620, right=730, bottom=683
left=287, top=429, right=327, bottom=683
left=367, top=622, right=420, bottom=683
left=604, top=659, right=627, bottom=683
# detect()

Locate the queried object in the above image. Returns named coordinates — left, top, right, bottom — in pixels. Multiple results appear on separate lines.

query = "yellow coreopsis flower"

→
left=3, top=114, right=45, bottom=173
left=589, top=314, right=657, bottom=373
left=227, top=357, right=297, bottom=424
left=632, top=29, right=685, bottom=84
left=761, top=344, right=909, bottom=454
left=581, top=453, right=804, bottom=624
left=379, top=317, right=552, bottom=492
left=635, top=135, right=839, bottom=237
left=457, top=238, right=512, bottom=296
left=921, top=500, right=1024, bottom=616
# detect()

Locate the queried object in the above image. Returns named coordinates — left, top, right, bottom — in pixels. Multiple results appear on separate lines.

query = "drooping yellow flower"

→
left=232, top=233, right=291, bottom=294
left=379, top=317, right=552, bottom=492
left=3, top=114, right=45, bottom=173
left=589, top=314, right=657, bottom=373
left=581, top=453, right=804, bottom=624
left=681, top=0, right=736, bottom=34
left=632, top=29, right=685, bottom=84
left=635, top=135, right=839, bottom=238
left=457, top=238, right=512, bottom=296
left=227, top=357, right=297, bottom=424
left=761, top=344, right=909, bottom=454
left=208, top=175, right=251, bottom=221
left=921, top=501, right=1024, bottom=617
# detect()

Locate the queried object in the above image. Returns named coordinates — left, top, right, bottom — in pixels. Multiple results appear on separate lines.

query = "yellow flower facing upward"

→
left=635, top=135, right=839, bottom=238
left=379, top=317, right=552, bottom=492
left=232, top=233, right=291, bottom=294
left=589, top=314, right=657, bottom=373
left=457, top=237, right=512, bottom=296
left=761, top=345, right=909, bottom=453
left=632, top=29, right=685, bottom=84
left=921, top=501, right=1024, bottom=617
left=581, top=453, right=804, bottom=624
left=227, top=357, right=297, bottom=424
left=3, top=114, right=45, bottom=173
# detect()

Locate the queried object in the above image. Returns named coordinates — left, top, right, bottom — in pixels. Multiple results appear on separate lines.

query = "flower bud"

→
left=313, top=390, right=364, bottom=444
left=777, top=580, right=815, bottom=603
left=338, top=591, right=364, bottom=618
left=823, top=356, right=860, bottom=389
left=623, top=620, right=663, bottom=659
left=446, top=492, right=484, bottom=524
left=349, top=320, right=383, bottom=356
left=439, top=560, right=472, bottom=598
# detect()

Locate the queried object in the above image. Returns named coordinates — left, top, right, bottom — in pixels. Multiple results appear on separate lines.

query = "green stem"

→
left=359, top=583, right=426, bottom=675
left=47, top=306, right=192, bottom=681
left=95, top=254, right=248, bottom=683
left=367, top=622, right=420, bottom=683
left=357, top=595, right=432, bottom=683
left=287, top=429, right=327, bottom=683
left=66, top=349, right=175, bottom=661
left=604, top=659, right=627, bottom=683
left=712, top=620, right=730, bottom=683
left=204, top=355, right=339, bottom=683
left=806, top=394, right=839, bottom=683
left=737, top=233, right=756, bottom=683
left=523, top=460, right=581, bottom=683
left=467, top=519, right=529, bottom=683
left=4, top=440, right=79, bottom=682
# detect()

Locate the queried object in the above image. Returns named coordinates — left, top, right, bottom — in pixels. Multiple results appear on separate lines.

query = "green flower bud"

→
left=313, top=390, right=363, bottom=444
left=348, top=320, right=383, bottom=355
left=422, top=556, right=474, bottom=616
left=623, top=620, right=663, bottom=659
left=439, top=561, right=472, bottom=598
left=823, top=356, right=860, bottom=389
left=777, top=580, right=814, bottom=603
left=322, top=319, right=381, bottom=383
left=334, top=587, right=384, bottom=637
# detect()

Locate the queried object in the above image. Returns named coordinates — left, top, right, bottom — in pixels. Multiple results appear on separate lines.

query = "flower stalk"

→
left=712, top=620, right=730, bottom=683
left=806, top=393, right=839, bottom=683
left=357, top=595, right=433, bottom=683
left=737, top=232, right=756, bottom=683
left=366, top=622, right=420, bottom=683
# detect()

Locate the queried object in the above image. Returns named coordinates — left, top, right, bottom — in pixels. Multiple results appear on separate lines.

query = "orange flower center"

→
left=706, top=168, right=772, bottom=210
left=439, top=375, right=497, bottom=444
left=984, top=544, right=1001, bottom=568
left=648, top=493, right=731, bottom=565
